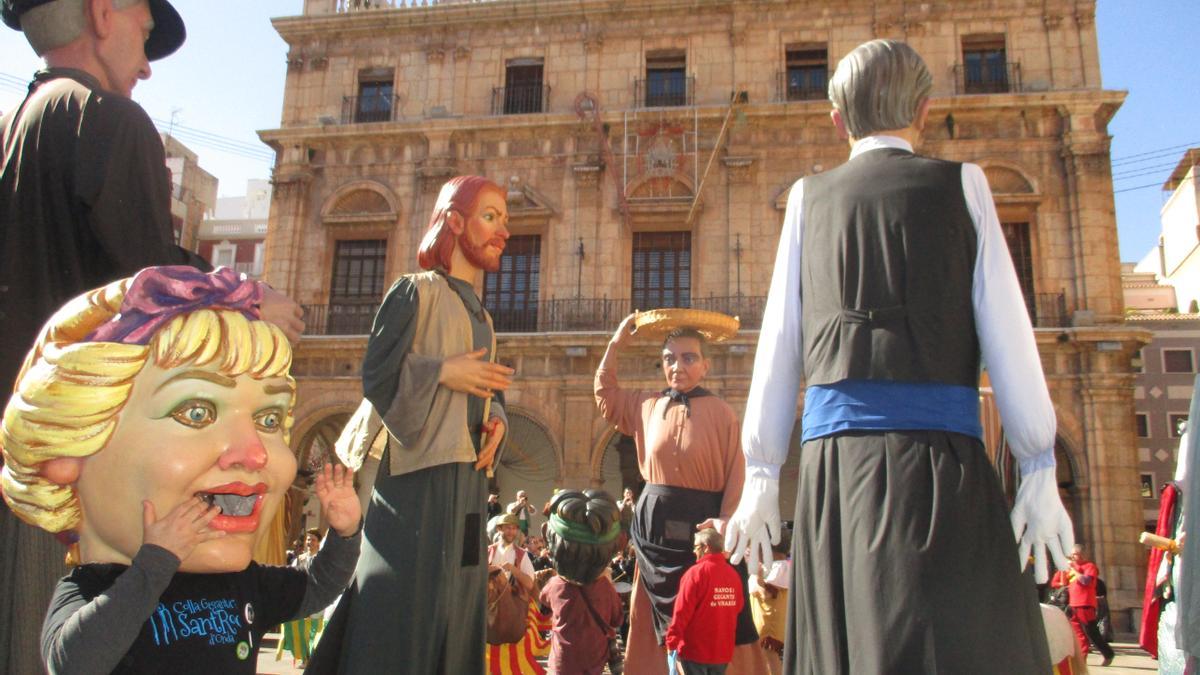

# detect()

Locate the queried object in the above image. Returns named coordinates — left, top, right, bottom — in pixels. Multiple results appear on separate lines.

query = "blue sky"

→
left=2, top=0, right=1197, bottom=262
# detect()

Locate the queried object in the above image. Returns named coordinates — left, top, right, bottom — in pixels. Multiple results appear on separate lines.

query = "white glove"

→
left=1011, top=466, right=1074, bottom=584
left=724, top=475, right=781, bottom=574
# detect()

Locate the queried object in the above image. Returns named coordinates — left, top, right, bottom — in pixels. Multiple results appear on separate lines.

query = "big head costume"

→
left=0, top=266, right=360, bottom=673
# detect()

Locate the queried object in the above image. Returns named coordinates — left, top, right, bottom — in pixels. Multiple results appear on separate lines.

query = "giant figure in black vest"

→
left=724, top=39, right=1075, bottom=674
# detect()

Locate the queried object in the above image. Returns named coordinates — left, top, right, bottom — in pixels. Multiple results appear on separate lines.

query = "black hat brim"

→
left=144, top=0, right=184, bottom=61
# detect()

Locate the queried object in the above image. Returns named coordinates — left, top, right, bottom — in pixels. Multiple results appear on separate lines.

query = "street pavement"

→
left=255, top=634, right=1160, bottom=674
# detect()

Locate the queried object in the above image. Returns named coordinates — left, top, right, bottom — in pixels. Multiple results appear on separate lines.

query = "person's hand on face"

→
left=314, top=463, right=361, bottom=537
left=439, top=348, right=514, bottom=398
left=73, top=363, right=297, bottom=573
left=141, top=496, right=225, bottom=563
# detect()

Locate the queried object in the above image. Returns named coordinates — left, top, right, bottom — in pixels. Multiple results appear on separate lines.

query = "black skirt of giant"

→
left=783, top=431, right=1051, bottom=674
left=630, top=483, right=758, bottom=646
left=307, top=450, right=487, bottom=674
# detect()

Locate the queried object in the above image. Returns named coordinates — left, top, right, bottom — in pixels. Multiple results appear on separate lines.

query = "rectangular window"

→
left=354, top=69, right=395, bottom=123
left=645, top=51, right=688, bottom=107
left=785, top=45, right=828, bottom=101
left=1000, top=222, right=1036, bottom=322
left=632, top=231, right=691, bottom=310
left=502, top=58, right=545, bottom=114
left=1163, top=348, right=1195, bottom=373
left=1141, top=473, right=1156, bottom=499
left=1135, top=413, right=1149, bottom=438
left=1169, top=413, right=1189, bottom=438
left=484, top=235, right=541, bottom=332
left=328, top=239, right=386, bottom=335
left=962, top=34, right=1010, bottom=93
left=212, top=243, right=237, bottom=269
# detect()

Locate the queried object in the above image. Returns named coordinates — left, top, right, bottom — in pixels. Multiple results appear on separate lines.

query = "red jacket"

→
left=665, top=553, right=744, bottom=665
left=1051, top=560, right=1099, bottom=608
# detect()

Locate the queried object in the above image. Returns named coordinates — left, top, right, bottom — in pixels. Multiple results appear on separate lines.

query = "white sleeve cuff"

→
left=746, top=458, right=782, bottom=481
left=1018, top=450, right=1056, bottom=477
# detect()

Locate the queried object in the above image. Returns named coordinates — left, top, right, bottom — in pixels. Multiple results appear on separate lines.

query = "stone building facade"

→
left=262, top=0, right=1149, bottom=625
left=1124, top=314, right=1199, bottom=527
left=196, top=179, right=272, bottom=278
left=161, top=134, right=218, bottom=252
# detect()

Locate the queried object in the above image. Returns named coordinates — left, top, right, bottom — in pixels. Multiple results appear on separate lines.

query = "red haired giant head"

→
left=417, top=175, right=506, bottom=272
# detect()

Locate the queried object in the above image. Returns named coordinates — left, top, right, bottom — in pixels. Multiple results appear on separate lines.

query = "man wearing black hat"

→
left=0, top=2, right=300, bottom=671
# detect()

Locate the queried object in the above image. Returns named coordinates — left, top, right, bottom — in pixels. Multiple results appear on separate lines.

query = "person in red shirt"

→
left=666, top=529, right=745, bottom=674
left=1050, top=544, right=1114, bottom=666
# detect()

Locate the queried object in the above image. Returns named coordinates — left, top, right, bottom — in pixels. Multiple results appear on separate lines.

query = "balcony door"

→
left=484, top=234, right=540, bottom=332
left=632, top=231, right=691, bottom=310
left=329, top=239, right=386, bottom=335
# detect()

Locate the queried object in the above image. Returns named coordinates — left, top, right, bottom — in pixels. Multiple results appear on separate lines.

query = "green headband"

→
left=548, top=513, right=620, bottom=545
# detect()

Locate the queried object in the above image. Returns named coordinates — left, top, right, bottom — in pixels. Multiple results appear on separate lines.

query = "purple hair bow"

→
left=86, top=266, right=262, bottom=345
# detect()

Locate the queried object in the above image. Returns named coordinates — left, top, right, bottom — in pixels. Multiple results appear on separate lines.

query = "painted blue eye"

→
left=255, top=410, right=283, bottom=433
left=171, top=401, right=216, bottom=428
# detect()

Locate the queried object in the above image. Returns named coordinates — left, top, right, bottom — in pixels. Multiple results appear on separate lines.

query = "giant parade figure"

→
left=595, top=311, right=767, bottom=674
left=725, top=39, right=1076, bottom=673
left=309, top=175, right=515, bottom=674
left=0, top=265, right=360, bottom=673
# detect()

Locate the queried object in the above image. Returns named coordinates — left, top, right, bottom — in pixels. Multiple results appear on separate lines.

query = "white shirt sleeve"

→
left=741, top=178, right=806, bottom=480
left=519, top=549, right=535, bottom=579
left=963, top=163, right=1057, bottom=475
left=764, top=559, right=791, bottom=589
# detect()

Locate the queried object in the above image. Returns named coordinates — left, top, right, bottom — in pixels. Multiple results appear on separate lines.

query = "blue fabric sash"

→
left=801, top=380, right=983, bottom=443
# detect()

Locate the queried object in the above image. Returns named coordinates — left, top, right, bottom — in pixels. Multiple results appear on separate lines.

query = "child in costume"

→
left=0, top=266, right=361, bottom=674
left=539, top=489, right=625, bottom=675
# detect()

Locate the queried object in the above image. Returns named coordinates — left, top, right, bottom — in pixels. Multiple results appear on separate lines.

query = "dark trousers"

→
left=1069, top=606, right=1115, bottom=660
left=680, top=660, right=728, bottom=675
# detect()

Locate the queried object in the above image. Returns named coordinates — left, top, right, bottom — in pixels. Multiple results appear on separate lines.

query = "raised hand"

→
left=610, top=312, right=640, bottom=348
left=314, top=463, right=362, bottom=537
left=439, top=348, right=514, bottom=398
left=142, top=497, right=224, bottom=562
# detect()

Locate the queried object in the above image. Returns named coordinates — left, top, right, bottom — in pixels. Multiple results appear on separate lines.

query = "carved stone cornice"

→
left=722, top=156, right=755, bottom=183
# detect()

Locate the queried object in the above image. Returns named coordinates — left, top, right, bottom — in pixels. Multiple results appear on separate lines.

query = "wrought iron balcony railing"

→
left=492, top=83, right=551, bottom=115
left=634, top=76, right=695, bottom=108
left=302, top=303, right=377, bottom=336
left=301, top=295, right=767, bottom=337
left=954, top=61, right=1022, bottom=94
left=341, top=94, right=401, bottom=124
left=775, top=69, right=829, bottom=102
left=1031, top=291, right=1069, bottom=329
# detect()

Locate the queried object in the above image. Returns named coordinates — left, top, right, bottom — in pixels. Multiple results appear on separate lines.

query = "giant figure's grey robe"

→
left=307, top=271, right=504, bottom=675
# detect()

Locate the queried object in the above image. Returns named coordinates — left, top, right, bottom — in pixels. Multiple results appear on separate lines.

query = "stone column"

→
left=1076, top=335, right=1150, bottom=630
left=1059, top=103, right=1124, bottom=324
